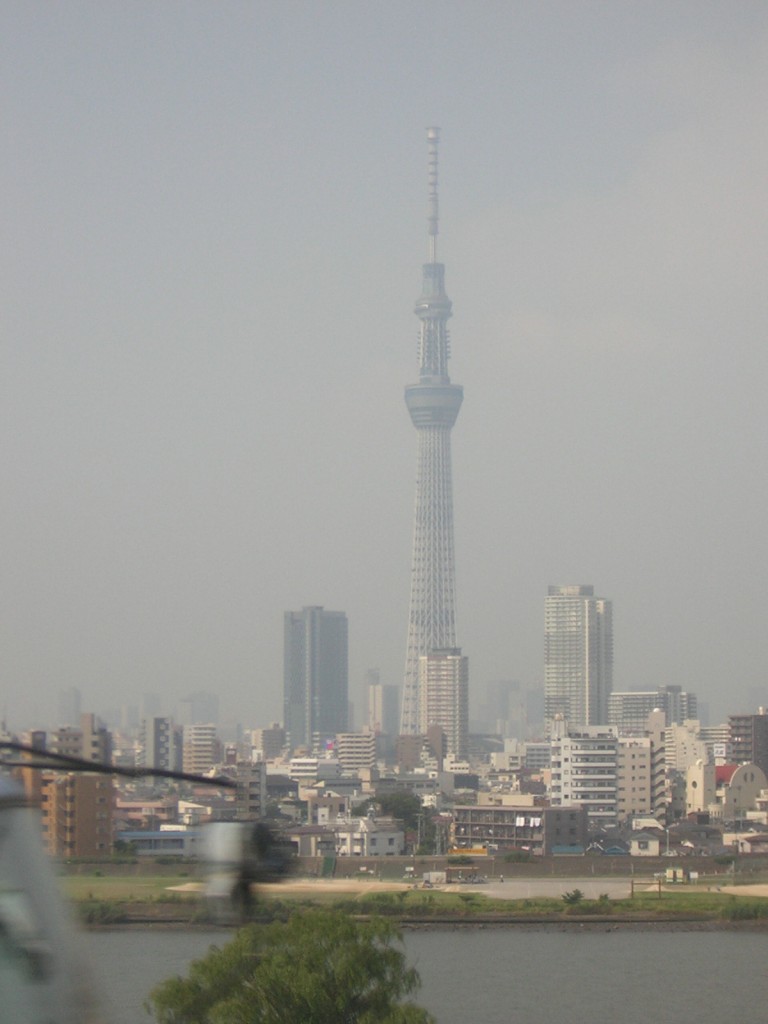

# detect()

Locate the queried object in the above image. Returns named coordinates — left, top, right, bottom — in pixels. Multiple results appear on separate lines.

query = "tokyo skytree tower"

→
left=400, top=127, right=463, bottom=735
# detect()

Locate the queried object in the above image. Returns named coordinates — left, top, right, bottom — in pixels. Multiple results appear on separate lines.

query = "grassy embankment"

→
left=257, top=887, right=768, bottom=923
left=59, top=867, right=768, bottom=926
left=63, top=876, right=196, bottom=924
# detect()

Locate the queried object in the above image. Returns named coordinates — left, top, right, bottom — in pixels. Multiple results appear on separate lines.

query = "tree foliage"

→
left=375, top=791, right=423, bottom=833
left=561, top=889, right=584, bottom=906
left=147, top=909, right=434, bottom=1024
left=350, top=792, right=438, bottom=852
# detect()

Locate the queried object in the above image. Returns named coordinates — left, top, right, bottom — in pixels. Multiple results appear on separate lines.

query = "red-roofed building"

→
left=687, top=761, right=767, bottom=820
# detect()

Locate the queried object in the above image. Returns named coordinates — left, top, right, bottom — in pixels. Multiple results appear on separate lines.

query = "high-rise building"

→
left=40, top=773, right=114, bottom=858
left=401, top=128, right=464, bottom=735
left=284, top=606, right=348, bottom=752
left=177, top=691, right=219, bottom=726
left=729, top=710, right=768, bottom=775
left=550, top=720, right=619, bottom=828
left=367, top=671, right=399, bottom=738
left=251, top=723, right=286, bottom=761
left=182, top=723, right=220, bottom=775
left=50, top=713, right=111, bottom=764
left=56, top=687, right=81, bottom=727
left=335, top=729, right=377, bottom=774
left=608, top=685, right=697, bottom=734
left=544, top=585, right=613, bottom=729
left=616, top=736, right=653, bottom=822
left=234, top=762, right=267, bottom=821
left=663, top=720, right=709, bottom=772
left=138, top=716, right=182, bottom=774
left=418, top=648, right=469, bottom=760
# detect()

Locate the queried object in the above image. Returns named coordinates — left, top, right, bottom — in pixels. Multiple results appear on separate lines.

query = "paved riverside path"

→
left=260, top=876, right=653, bottom=901
left=458, top=877, right=639, bottom=900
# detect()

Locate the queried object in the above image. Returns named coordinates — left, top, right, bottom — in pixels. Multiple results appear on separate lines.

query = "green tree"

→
left=561, top=888, right=584, bottom=906
left=147, top=909, right=434, bottom=1024
left=350, top=792, right=436, bottom=852
left=375, top=791, right=422, bottom=833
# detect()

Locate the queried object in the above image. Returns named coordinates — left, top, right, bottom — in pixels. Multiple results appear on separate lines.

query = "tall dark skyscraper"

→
left=400, top=128, right=464, bottom=735
left=284, top=606, right=348, bottom=751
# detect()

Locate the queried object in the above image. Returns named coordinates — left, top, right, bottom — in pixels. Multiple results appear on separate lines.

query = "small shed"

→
left=630, top=831, right=661, bottom=857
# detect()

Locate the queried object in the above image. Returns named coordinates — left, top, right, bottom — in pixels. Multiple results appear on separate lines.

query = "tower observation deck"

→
left=400, top=128, right=463, bottom=735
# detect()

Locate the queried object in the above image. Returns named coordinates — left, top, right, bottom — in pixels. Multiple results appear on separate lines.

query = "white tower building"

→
left=544, top=585, right=613, bottom=729
left=550, top=720, right=619, bottom=828
left=418, top=648, right=469, bottom=760
left=400, top=128, right=464, bottom=735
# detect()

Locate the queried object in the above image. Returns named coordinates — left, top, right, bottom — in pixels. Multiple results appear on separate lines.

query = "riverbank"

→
left=70, top=874, right=768, bottom=930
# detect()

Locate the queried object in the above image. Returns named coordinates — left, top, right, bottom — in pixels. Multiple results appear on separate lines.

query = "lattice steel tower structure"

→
left=400, top=127, right=463, bottom=735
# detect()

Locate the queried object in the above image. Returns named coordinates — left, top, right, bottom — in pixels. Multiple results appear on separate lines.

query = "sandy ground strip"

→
left=166, top=877, right=768, bottom=900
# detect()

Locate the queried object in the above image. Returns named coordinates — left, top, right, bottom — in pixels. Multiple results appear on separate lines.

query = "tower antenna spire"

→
left=426, top=126, right=440, bottom=262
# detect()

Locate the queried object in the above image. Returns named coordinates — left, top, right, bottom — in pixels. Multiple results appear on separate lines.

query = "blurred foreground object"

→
left=203, top=821, right=295, bottom=920
left=0, top=776, right=104, bottom=1022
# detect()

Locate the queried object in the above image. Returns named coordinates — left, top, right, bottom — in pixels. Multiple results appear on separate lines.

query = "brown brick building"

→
left=40, top=773, right=114, bottom=857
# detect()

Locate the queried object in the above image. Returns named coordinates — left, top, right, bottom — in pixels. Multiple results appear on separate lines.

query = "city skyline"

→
left=2, top=6, right=768, bottom=730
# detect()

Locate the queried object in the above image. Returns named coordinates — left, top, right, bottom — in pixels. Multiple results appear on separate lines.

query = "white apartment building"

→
left=418, top=648, right=469, bottom=760
left=288, top=757, right=343, bottom=783
left=663, top=720, right=731, bottom=772
left=335, top=730, right=377, bottom=774
left=182, top=724, right=219, bottom=775
left=550, top=722, right=619, bottom=828
left=544, top=585, right=613, bottom=729
left=491, top=739, right=553, bottom=773
left=663, top=721, right=709, bottom=772
left=334, top=812, right=405, bottom=856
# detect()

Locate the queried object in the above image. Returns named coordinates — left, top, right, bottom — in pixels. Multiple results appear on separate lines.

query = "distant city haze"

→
left=2, top=4, right=767, bottom=731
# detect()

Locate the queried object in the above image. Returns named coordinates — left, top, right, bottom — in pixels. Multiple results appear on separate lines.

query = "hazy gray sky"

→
left=2, top=2, right=767, bottom=731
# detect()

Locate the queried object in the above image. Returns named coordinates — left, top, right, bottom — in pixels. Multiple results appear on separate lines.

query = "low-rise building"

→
left=288, top=757, right=344, bottom=784
left=629, top=830, right=662, bottom=857
left=686, top=762, right=768, bottom=821
left=114, top=797, right=178, bottom=830
left=284, top=824, right=336, bottom=858
left=334, top=811, right=405, bottom=856
left=452, top=801, right=588, bottom=856
left=116, top=825, right=202, bottom=858
left=306, top=790, right=349, bottom=825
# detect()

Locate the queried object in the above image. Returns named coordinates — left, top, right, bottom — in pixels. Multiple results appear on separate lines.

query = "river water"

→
left=83, top=926, right=767, bottom=1023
